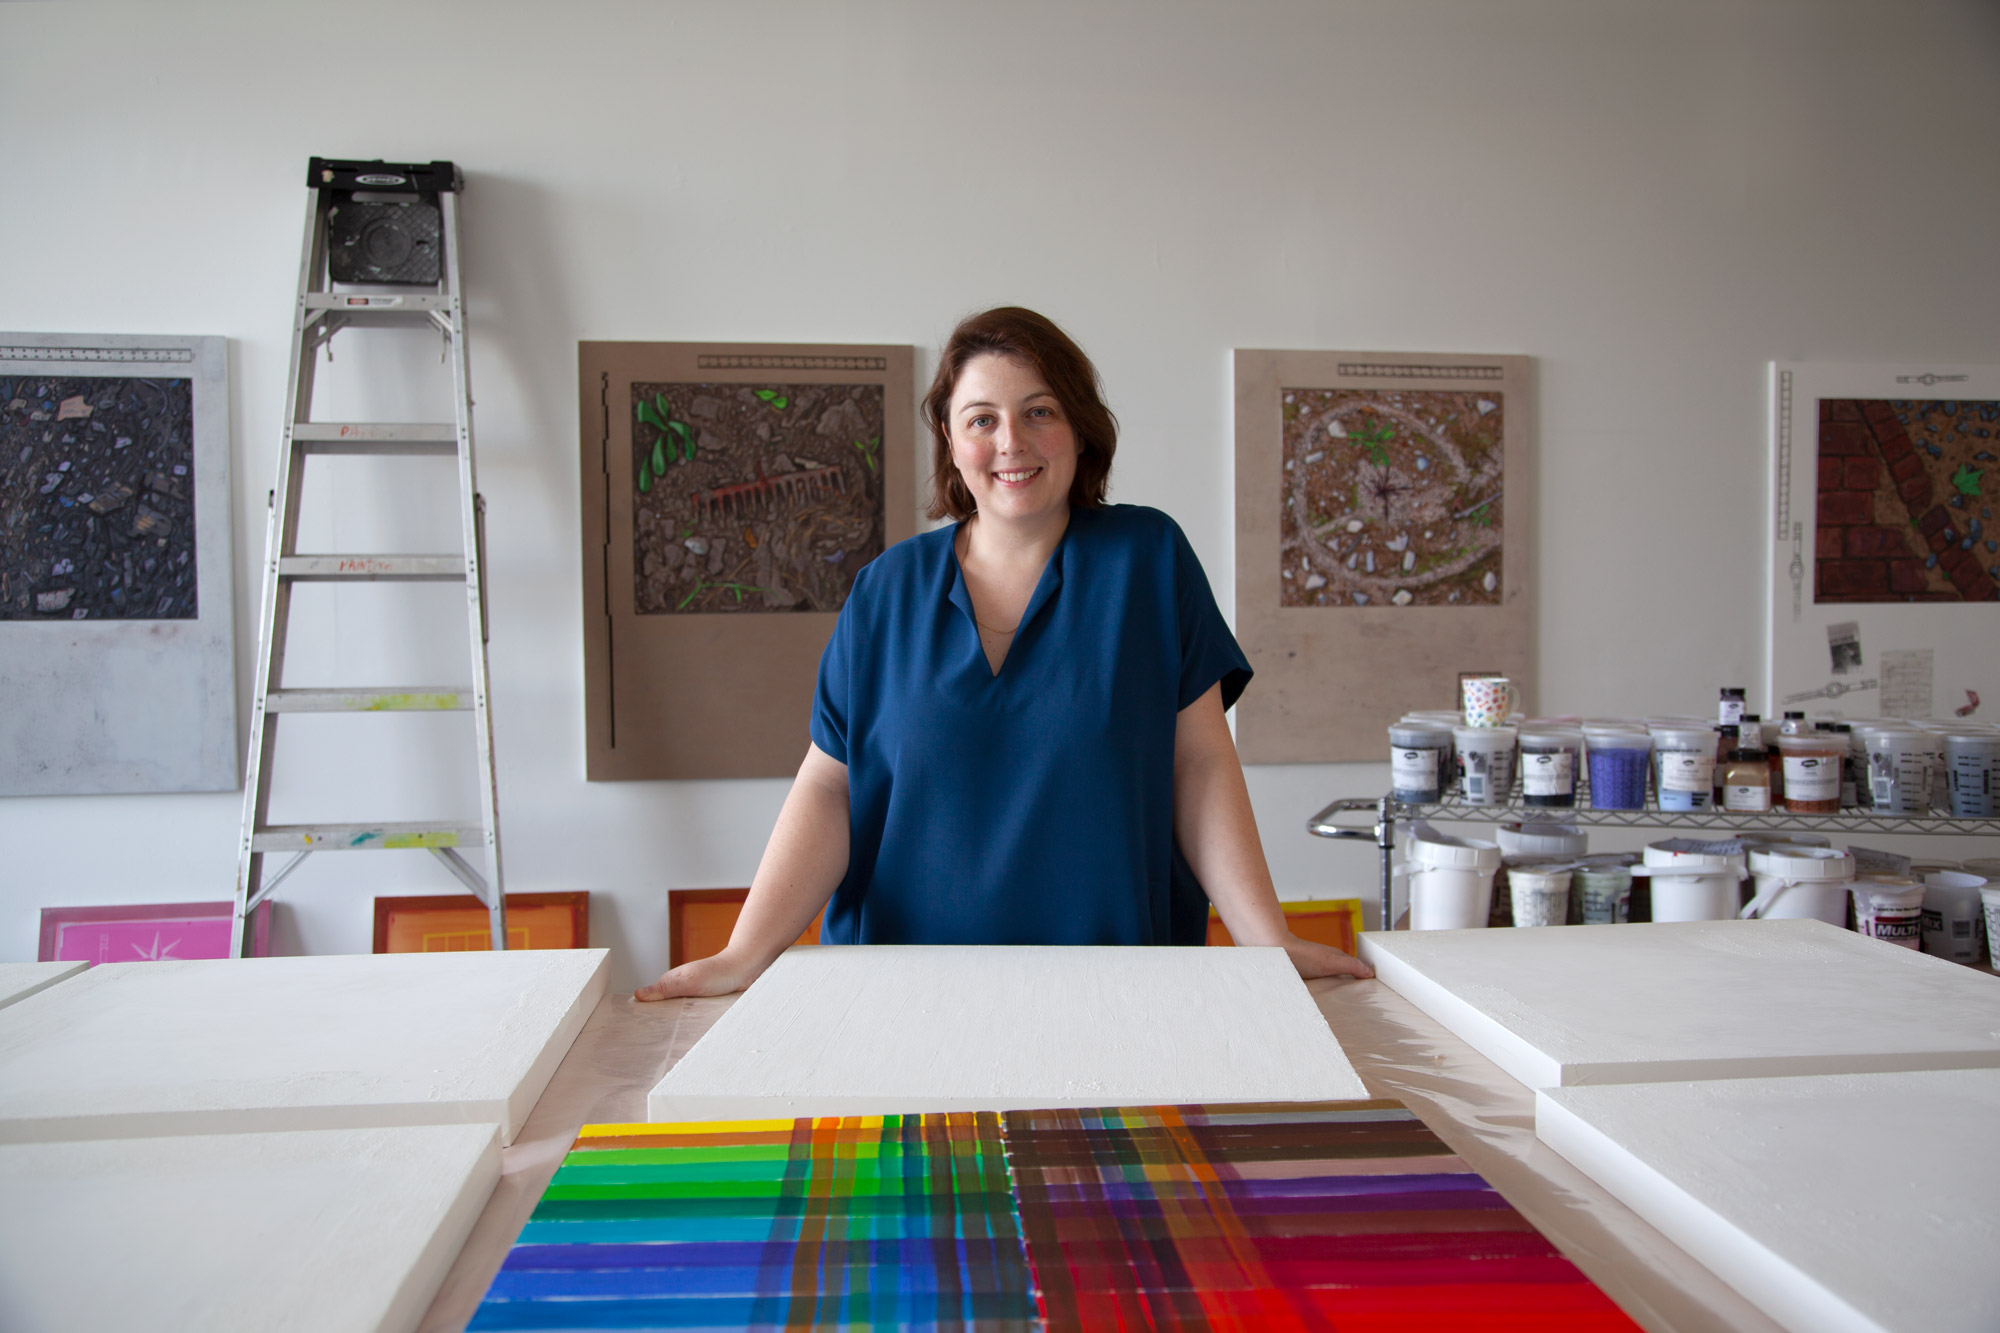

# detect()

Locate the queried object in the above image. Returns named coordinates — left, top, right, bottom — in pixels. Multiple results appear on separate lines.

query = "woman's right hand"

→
left=634, top=948, right=766, bottom=1002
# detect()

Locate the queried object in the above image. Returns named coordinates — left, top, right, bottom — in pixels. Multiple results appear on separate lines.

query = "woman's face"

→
left=947, top=352, right=1078, bottom=526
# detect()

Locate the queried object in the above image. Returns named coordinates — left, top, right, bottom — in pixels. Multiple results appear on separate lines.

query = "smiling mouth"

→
left=994, top=467, right=1043, bottom=485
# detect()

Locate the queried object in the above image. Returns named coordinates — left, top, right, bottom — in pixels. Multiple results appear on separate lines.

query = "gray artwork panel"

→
left=0, top=335, right=236, bottom=794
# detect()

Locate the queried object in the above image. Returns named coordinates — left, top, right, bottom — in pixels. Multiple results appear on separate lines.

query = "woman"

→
left=638, top=308, right=1371, bottom=999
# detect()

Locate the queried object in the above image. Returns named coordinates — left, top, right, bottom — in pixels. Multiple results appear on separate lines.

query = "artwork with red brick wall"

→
left=1816, top=398, right=1999, bottom=602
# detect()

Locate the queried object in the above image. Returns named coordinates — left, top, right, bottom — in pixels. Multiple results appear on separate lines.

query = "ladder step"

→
left=267, top=687, right=473, bottom=713
left=278, top=554, right=465, bottom=581
left=254, top=822, right=483, bottom=852
left=304, top=292, right=449, bottom=313
left=292, top=422, right=457, bottom=455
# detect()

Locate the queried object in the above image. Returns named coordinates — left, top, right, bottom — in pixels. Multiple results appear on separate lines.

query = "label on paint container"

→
left=1870, top=909, right=1923, bottom=947
left=1724, top=783, right=1772, bottom=812
left=1660, top=751, right=1715, bottom=792
left=1392, top=748, right=1440, bottom=786
left=1521, top=752, right=1574, bottom=797
left=1783, top=754, right=1840, bottom=802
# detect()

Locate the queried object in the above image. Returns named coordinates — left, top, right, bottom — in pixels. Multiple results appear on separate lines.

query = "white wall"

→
left=3, top=0, right=1996, bottom=986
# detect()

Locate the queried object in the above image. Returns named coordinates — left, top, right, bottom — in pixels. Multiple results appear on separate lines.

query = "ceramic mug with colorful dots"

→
left=1461, top=676, right=1521, bottom=728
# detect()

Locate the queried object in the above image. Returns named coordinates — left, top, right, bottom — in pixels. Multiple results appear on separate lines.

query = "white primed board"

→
left=1359, top=919, right=2000, bottom=1089
left=0, top=961, right=85, bottom=1010
left=649, top=945, right=1369, bottom=1121
left=1537, top=1070, right=2000, bottom=1333
left=0, top=1122, right=500, bottom=1333
left=0, top=950, right=607, bottom=1145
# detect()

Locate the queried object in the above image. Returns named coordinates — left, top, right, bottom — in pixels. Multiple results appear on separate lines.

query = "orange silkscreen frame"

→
left=668, top=889, right=1359, bottom=962
left=373, top=891, right=589, bottom=954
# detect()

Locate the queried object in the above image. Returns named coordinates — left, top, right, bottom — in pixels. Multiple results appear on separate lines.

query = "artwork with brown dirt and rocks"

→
left=631, top=382, right=884, bottom=614
left=1279, top=387, right=1502, bottom=608
left=1816, top=398, right=1998, bottom=603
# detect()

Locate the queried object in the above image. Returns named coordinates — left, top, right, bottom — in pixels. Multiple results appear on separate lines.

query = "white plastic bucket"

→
left=1920, top=871, right=1989, bottom=965
left=1495, top=823, right=1588, bottom=859
left=1744, top=845, right=1854, bottom=926
left=1853, top=875, right=1926, bottom=950
left=1406, top=829, right=1502, bottom=930
left=1508, top=866, right=1572, bottom=927
left=1643, top=842, right=1745, bottom=923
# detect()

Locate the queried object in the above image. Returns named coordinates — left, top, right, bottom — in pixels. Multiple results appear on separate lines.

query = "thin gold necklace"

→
left=975, top=617, right=1018, bottom=635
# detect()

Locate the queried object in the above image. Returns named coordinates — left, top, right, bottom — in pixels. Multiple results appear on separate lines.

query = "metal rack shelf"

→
left=1308, top=789, right=2000, bottom=932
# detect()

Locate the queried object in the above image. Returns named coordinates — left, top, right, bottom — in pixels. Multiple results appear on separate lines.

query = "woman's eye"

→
left=971, top=415, right=995, bottom=429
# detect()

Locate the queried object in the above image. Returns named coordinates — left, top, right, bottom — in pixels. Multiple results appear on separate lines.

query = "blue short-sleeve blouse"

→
left=809, top=503, right=1252, bottom=947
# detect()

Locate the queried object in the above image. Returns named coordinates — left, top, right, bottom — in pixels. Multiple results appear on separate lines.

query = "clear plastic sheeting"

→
left=420, top=975, right=1785, bottom=1333
left=1309, top=974, right=1785, bottom=1333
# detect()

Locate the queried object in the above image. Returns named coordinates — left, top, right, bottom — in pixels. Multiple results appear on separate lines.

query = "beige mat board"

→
left=579, top=342, right=915, bottom=780
left=1234, top=350, right=1534, bottom=762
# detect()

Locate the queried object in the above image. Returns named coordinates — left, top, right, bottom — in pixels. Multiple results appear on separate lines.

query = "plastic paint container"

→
left=1573, top=862, right=1635, bottom=924
left=1508, top=866, right=1573, bottom=927
left=1585, top=731, right=1652, bottom=810
left=1845, top=725, right=1873, bottom=808
left=1452, top=725, right=1518, bottom=806
left=1774, top=733, right=1845, bottom=813
left=1650, top=724, right=1717, bottom=811
left=1858, top=726, right=1938, bottom=814
left=1388, top=722, right=1453, bottom=803
left=1920, top=871, right=1988, bottom=965
left=1982, top=885, right=2000, bottom=970
left=1518, top=729, right=1582, bottom=807
left=1642, top=842, right=1746, bottom=923
left=1492, top=825, right=1589, bottom=927
left=1942, top=732, right=2000, bottom=817
left=1744, top=845, right=1855, bottom=926
left=1404, top=829, right=1503, bottom=931
left=1852, top=875, right=1926, bottom=950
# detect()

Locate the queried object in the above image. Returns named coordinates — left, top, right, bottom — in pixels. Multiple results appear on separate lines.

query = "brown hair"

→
left=922, top=307, right=1117, bottom=522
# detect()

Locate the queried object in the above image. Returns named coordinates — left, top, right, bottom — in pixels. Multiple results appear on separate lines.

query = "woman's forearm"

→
left=1173, top=685, right=1373, bottom=980
left=636, top=743, right=850, bottom=999
left=1172, top=686, right=1290, bottom=946
left=726, top=744, right=851, bottom=969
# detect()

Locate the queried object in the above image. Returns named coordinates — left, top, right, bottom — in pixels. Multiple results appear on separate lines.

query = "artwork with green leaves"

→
left=629, top=381, right=885, bottom=614
left=1279, top=387, right=1504, bottom=608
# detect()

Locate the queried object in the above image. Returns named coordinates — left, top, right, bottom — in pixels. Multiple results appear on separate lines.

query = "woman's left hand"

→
left=1282, top=933, right=1374, bottom=981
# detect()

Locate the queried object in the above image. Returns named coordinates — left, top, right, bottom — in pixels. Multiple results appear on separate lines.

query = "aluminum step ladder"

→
left=232, top=158, right=505, bottom=957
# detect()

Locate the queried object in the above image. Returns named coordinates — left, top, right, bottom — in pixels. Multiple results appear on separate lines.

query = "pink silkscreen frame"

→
left=38, top=901, right=270, bottom=963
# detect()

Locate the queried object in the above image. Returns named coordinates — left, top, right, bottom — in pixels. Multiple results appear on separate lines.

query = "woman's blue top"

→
left=809, top=504, right=1252, bottom=947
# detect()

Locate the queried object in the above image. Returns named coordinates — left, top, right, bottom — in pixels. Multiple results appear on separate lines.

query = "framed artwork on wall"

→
left=40, top=900, right=271, bottom=962
left=1767, top=362, right=2000, bottom=719
left=0, top=334, right=236, bottom=794
left=578, top=342, right=916, bottom=779
left=373, top=891, right=590, bottom=953
left=1233, top=350, right=1536, bottom=762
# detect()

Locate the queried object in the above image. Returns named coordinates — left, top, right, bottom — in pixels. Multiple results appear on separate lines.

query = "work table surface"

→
left=416, top=970, right=1784, bottom=1333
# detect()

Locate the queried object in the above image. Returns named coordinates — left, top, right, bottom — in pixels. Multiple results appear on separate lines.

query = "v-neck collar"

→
left=947, top=518, right=1071, bottom=677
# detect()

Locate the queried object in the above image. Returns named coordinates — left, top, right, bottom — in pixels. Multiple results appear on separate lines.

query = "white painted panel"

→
left=1358, top=919, right=2000, bottom=1089
left=0, top=961, right=85, bottom=1010
left=1537, top=1070, right=2000, bottom=1333
left=648, top=945, right=1368, bottom=1120
left=0, top=1122, right=499, bottom=1333
left=0, top=950, right=607, bottom=1144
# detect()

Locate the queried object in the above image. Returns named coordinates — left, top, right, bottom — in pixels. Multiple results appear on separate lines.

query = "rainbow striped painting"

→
left=472, top=1100, right=1640, bottom=1330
